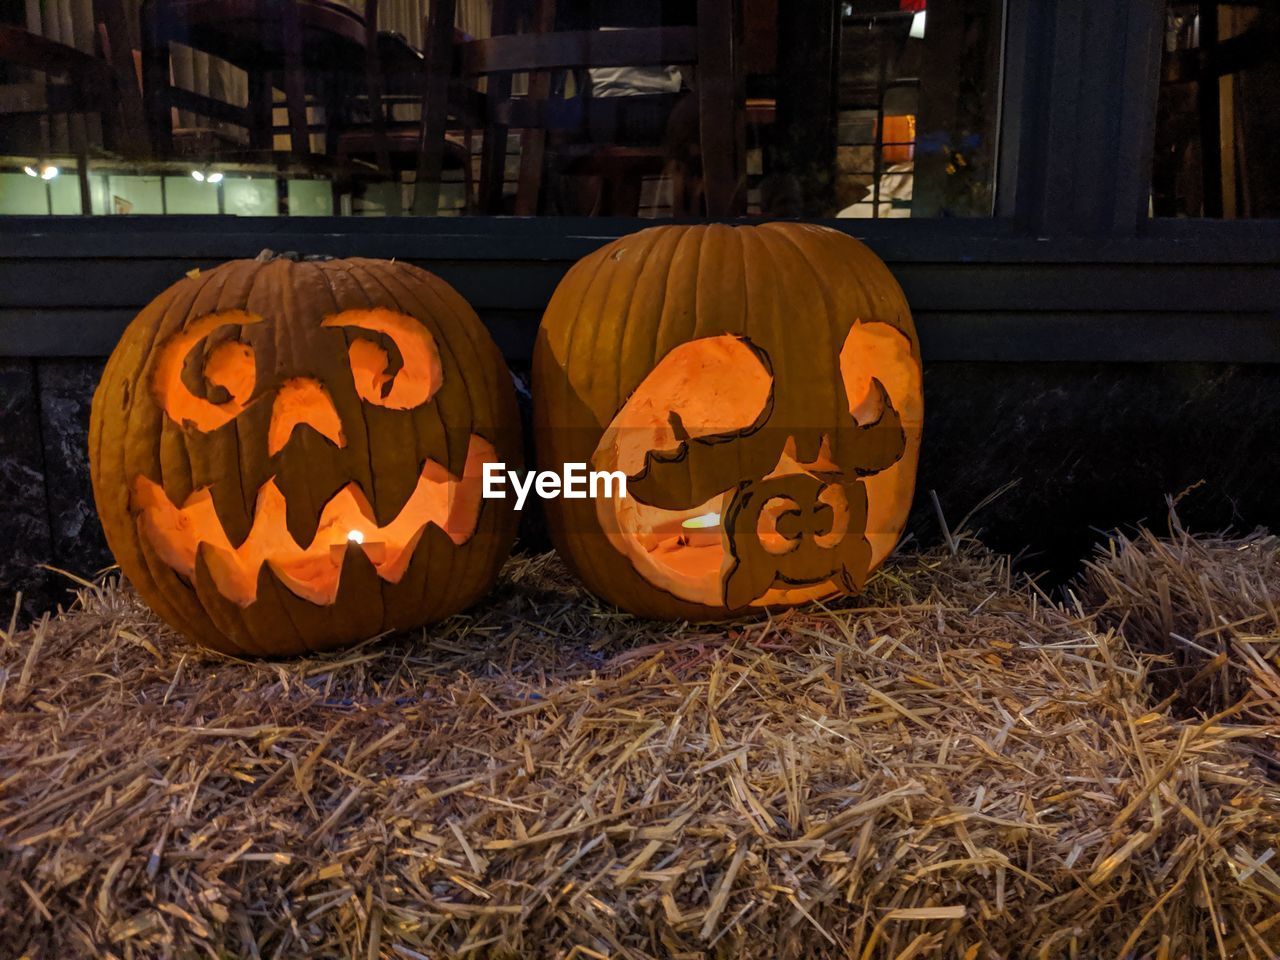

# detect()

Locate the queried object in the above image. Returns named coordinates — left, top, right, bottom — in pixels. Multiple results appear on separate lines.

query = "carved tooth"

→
left=192, top=542, right=262, bottom=654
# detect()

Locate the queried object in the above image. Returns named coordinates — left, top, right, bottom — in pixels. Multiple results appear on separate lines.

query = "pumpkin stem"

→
left=254, top=249, right=335, bottom=263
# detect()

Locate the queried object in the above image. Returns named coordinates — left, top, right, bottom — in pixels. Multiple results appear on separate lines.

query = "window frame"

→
left=2, top=0, right=1279, bottom=365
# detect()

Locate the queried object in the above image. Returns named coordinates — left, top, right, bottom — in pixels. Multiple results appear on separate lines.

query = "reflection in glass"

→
left=0, top=0, right=1002, bottom=218
left=1153, top=2, right=1280, bottom=218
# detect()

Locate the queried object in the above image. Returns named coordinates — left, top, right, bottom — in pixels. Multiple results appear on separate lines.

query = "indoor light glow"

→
left=346, top=529, right=365, bottom=544
left=207, top=172, right=224, bottom=184
left=910, top=10, right=926, bottom=38
left=191, top=170, right=205, bottom=182
left=23, top=165, right=38, bottom=178
left=41, top=166, right=59, bottom=180
left=681, top=512, right=721, bottom=530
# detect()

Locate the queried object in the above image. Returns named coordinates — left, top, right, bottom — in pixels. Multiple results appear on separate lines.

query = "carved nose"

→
left=268, top=377, right=346, bottom=455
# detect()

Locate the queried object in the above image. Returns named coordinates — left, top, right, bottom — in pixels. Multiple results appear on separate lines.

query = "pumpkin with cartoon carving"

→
left=533, top=223, right=922, bottom=619
left=90, top=253, right=520, bottom=655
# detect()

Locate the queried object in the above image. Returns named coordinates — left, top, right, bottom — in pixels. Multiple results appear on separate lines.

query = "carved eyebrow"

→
left=593, top=335, right=773, bottom=478
left=322, top=308, right=443, bottom=410
left=839, top=321, right=921, bottom=427
left=152, top=310, right=262, bottom=431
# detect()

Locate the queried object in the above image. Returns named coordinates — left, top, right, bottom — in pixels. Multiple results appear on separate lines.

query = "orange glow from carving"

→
left=322, top=308, right=444, bottom=410
left=268, top=377, right=346, bottom=455
left=840, top=320, right=919, bottom=427
left=813, top=484, right=850, bottom=551
left=597, top=442, right=849, bottom=609
left=153, top=310, right=262, bottom=431
left=131, top=435, right=494, bottom=606
left=840, top=321, right=922, bottom=565
left=590, top=325, right=918, bottom=611
left=593, top=336, right=772, bottom=477
left=757, top=497, right=801, bottom=556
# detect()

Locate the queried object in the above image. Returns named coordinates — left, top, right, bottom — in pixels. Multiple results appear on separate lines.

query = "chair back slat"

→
left=460, top=26, right=698, bottom=77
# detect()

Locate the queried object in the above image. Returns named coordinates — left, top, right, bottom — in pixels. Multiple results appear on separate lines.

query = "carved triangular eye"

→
left=322, top=308, right=443, bottom=410
left=593, top=335, right=773, bottom=478
left=152, top=310, right=261, bottom=431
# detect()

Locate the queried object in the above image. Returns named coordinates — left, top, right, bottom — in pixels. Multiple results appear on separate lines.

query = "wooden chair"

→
left=140, top=0, right=368, bottom=160
left=1155, top=6, right=1280, bottom=218
left=334, top=3, right=478, bottom=213
left=0, top=0, right=149, bottom=161
left=415, top=0, right=746, bottom=217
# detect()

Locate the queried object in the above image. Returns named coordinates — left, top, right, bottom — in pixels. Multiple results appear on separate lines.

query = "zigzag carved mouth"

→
left=131, top=435, right=494, bottom=607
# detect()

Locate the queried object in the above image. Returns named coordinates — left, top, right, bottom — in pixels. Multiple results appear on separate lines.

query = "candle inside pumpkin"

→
left=648, top=511, right=723, bottom=550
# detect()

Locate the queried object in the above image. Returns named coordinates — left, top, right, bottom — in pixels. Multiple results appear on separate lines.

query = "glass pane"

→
left=1152, top=3, right=1280, bottom=218
left=0, top=0, right=1002, bottom=217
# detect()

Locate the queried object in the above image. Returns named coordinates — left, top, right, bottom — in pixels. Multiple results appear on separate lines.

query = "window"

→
left=0, top=0, right=1003, bottom=218
left=1152, top=2, right=1280, bottom=218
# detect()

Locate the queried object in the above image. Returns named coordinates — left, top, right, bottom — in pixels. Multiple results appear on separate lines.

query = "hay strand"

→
left=2, top=533, right=1279, bottom=958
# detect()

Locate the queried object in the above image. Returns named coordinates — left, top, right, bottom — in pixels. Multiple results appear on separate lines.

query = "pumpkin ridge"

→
left=614, top=226, right=683, bottom=422
left=371, top=256, right=518, bottom=622
left=146, top=267, right=249, bottom=651
left=594, top=228, right=676, bottom=614
left=755, top=224, right=844, bottom=461
left=399, top=262, right=521, bottom=617
left=235, top=258, right=303, bottom=653
left=274, top=260, right=346, bottom=651
left=253, top=260, right=352, bottom=650
left=316, top=258, right=396, bottom=634
left=201, top=261, right=271, bottom=653
left=356, top=258, right=473, bottom=623
left=364, top=259, right=485, bottom=621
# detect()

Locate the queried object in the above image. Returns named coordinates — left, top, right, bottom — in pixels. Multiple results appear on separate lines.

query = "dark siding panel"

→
left=2, top=254, right=1279, bottom=313
left=916, top=312, right=1280, bottom=363
left=4, top=307, right=1274, bottom=365
left=0, top=359, right=55, bottom=610
left=37, top=359, right=108, bottom=580
left=1, top=257, right=1277, bottom=364
left=911, top=362, right=1280, bottom=579
left=0, top=309, right=135, bottom=357
left=0, top=260, right=568, bottom=311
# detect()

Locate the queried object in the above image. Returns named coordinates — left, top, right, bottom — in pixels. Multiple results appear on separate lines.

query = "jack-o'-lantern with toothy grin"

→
left=90, top=252, right=520, bottom=655
left=533, top=223, right=922, bottom=619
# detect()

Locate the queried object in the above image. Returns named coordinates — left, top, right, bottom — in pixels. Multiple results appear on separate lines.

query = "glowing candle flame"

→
left=682, top=512, right=721, bottom=530
left=347, top=529, right=365, bottom=544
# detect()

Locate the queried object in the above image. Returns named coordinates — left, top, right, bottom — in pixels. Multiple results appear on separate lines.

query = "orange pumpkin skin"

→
left=533, top=223, right=922, bottom=620
left=90, top=255, right=521, bottom=655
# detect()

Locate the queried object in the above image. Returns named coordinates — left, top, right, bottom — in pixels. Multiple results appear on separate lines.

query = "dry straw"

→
left=1080, top=513, right=1280, bottom=723
left=2, top=528, right=1278, bottom=958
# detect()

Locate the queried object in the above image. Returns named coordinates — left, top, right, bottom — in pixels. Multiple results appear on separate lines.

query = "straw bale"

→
left=2, top=536, right=1278, bottom=958
left=1080, top=512, right=1280, bottom=721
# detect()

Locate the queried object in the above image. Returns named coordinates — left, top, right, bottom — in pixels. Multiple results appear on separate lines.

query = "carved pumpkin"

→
left=90, top=253, right=521, bottom=655
left=533, top=223, right=922, bottom=619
